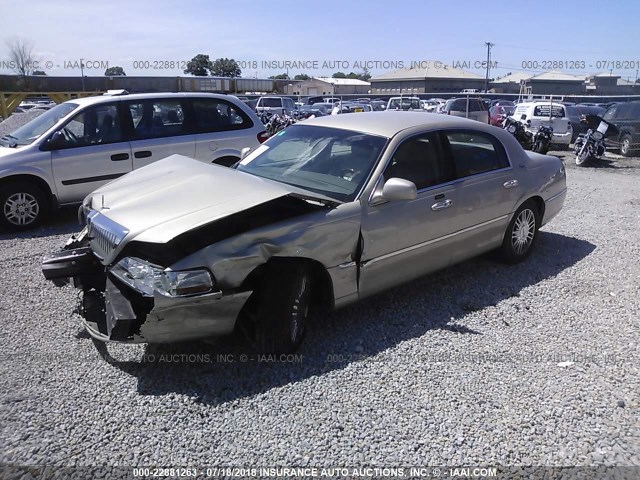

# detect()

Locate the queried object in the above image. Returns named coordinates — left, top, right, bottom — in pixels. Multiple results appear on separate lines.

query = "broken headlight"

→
left=110, top=257, right=214, bottom=298
left=160, top=270, right=215, bottom=297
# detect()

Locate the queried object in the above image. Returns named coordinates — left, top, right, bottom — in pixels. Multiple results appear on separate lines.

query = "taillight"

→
left=257, top=131, right=269, bottom=143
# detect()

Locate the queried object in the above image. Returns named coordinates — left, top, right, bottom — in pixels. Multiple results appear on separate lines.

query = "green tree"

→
left=269, top=73, right=290, bottom=80
left=210, top=58, right=241, bottom=78
left=32, top=70, right=47, bottom=76
left=346, top=72, right=359, bottom=79
left=105, top=66, right=126, bottom=76
left=294, top=74, right=310, bottom=80
left=332, top=71, right=347, bottom=78
left=184, top=54, right=213, bottom=76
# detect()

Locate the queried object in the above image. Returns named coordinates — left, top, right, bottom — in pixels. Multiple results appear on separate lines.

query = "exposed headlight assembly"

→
left=111, top=257, right=214, bottom=298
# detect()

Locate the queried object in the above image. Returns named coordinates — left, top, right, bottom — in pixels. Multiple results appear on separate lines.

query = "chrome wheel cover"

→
left=511, top=208, right=536, bottom=255
left=4, top=192, right=39, bottom=226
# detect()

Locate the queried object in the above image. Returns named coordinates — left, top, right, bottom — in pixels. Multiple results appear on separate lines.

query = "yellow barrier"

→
left=0, top=91, right=102, bottom=119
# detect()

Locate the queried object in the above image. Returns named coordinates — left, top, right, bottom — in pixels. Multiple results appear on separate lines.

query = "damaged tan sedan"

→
left=42, top=112, right=566, bottom=353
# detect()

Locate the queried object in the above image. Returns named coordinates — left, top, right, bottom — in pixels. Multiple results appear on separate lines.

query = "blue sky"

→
left=2, top=0, right=640, bottom=81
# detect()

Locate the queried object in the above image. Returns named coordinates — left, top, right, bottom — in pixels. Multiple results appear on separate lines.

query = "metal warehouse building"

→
left=370, top=65, right=485, bottom=94
left=286, top=77, right=371, bottom=96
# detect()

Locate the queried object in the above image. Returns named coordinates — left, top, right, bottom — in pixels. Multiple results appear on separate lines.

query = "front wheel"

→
left=575, top=146, right=592, bottom=166
left=499, top=201, right=540, bottom=264
left=620, top=134, right=634, bottom=157
left=0, top=182, right=49, bottom=231
left=532, top=140, right=550, bottom=155
left=241, top=262, right=312, bottom=354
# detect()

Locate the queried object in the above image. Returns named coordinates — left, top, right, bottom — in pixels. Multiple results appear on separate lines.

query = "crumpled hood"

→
left=86, top=154, right=293, bottom=244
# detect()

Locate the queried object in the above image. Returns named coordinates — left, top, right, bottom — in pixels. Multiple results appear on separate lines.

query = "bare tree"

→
left=5, top=37, right=37, bottom=84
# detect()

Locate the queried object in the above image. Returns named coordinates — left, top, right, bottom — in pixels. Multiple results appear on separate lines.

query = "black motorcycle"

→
left=574, top=114, right=619, bottom=166
left=502, top=115, right=533, bottom=149
left=531, top=125, right=553, bottom=154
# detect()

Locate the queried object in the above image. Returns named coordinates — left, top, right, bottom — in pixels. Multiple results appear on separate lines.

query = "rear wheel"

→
left=240, top=261, right=312, bottom=354
left=499, top=201, right=540, bottom=264
left=0, top=182, right=49, bottom=231
left=620, top=134, right=634, bottom=157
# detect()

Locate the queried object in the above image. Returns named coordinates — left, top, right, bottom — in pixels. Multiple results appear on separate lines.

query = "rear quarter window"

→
left=191, top=98, right=253, bottom=133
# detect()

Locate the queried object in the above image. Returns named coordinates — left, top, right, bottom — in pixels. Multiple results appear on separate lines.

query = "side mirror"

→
left=520, top=114, right=527, bottom=121
left=526, top=119, right=532, bottom=126
left=44, top=131, right=65, bottom=150
left=380, top=178, right=417, bottom=202
left=240, top=147, right=251, bottom=160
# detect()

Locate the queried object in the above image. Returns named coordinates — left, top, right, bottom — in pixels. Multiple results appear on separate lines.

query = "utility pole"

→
left=80, top=59, right=85, bottom=91
left=484, top=42, right=494, bottom=93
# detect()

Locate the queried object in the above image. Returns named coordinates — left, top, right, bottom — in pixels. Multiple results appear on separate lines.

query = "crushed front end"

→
left=42, top=210, right=251, bottom=343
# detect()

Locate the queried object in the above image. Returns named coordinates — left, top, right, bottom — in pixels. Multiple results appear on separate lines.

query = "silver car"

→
left=0, top=92, right=266, bottom=230
left=43, top=112, right=566, bottom=354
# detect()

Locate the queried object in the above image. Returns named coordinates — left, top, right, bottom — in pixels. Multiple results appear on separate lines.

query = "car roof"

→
left=301, top=111, right=484, bottom=137
left=64, top=92, right=241, bottom=107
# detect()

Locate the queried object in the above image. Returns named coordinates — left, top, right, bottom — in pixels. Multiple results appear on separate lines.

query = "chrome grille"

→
left=86, top=211, right=129, bottom=260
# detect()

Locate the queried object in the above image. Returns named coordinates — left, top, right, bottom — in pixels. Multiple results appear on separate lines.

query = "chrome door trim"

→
left=361, top=214, right=509, bottom=268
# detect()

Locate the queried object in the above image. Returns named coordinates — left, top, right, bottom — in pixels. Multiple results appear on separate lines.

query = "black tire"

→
left=532, top=141, right=549, bottom=155
left=244, top=261, right=312, bottom=354
left=499, top=201, right=540, bottom=264
left=620, top=134, right=634, bottom=157
left=0, top=182, right=49, bottom=231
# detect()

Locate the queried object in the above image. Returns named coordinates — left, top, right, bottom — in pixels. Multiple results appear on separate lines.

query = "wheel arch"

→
left=241, top=256, right=335, bottom=312
left=523, top=195, right=545, bottom=226
left=0, top=174, right=56, bottom=207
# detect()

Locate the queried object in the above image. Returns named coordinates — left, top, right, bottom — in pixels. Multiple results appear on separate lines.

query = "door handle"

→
left=431, top=199, right=452, bottom=211
left=503, top=180, right=519, bottom=189
left=134, top=150, right=152, bottom=159
left=110, top=153, right=129, bottom=161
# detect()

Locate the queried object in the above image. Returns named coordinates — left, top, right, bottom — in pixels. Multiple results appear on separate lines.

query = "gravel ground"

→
left=0, top=146, right=639, bottom=472
left=0, top=109, right=47, bottom=137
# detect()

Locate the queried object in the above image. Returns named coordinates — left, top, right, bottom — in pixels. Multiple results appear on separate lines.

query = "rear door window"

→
left=127, top=99, right=187, bottom=140
left=191, top=98, right=253, bottom=132
left=443, top=131, right=510, bottom=178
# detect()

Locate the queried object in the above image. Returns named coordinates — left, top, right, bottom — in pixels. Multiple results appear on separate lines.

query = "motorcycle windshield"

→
left=584, top=115, right=619, bottom=137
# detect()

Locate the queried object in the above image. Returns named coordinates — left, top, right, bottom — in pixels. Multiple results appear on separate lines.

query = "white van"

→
left=0, top=92, right=266, bottom=229
left=510, top=102, right=572, bottom=147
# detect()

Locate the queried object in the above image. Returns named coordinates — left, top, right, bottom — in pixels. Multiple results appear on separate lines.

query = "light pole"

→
left=80, top=59, right=85, bottom=91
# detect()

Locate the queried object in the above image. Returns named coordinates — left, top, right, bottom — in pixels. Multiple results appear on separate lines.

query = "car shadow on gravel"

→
left=94, top=231, right=596, bottom=405
left=0, top=207, right=80, bottom=240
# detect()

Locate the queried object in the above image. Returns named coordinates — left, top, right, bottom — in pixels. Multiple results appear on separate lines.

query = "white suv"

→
left=510, top=102, right=572, bottom=147
left=0, top=92, right=267, bottom=230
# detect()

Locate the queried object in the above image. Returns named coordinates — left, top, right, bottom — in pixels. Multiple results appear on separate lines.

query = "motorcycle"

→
left=574, top=114, right=619, bottom=166
left=531, top=125, right=553, bottom=154
left=502, top=115, right=533, bottom=149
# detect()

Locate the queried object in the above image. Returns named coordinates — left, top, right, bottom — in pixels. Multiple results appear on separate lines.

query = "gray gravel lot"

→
left=0, top=147, right=639, bottom=471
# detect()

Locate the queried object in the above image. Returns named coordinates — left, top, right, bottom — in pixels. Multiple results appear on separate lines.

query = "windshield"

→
left=5, top=102, right=79, bottom=146
left=237, top=125, right=388, bottom=202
